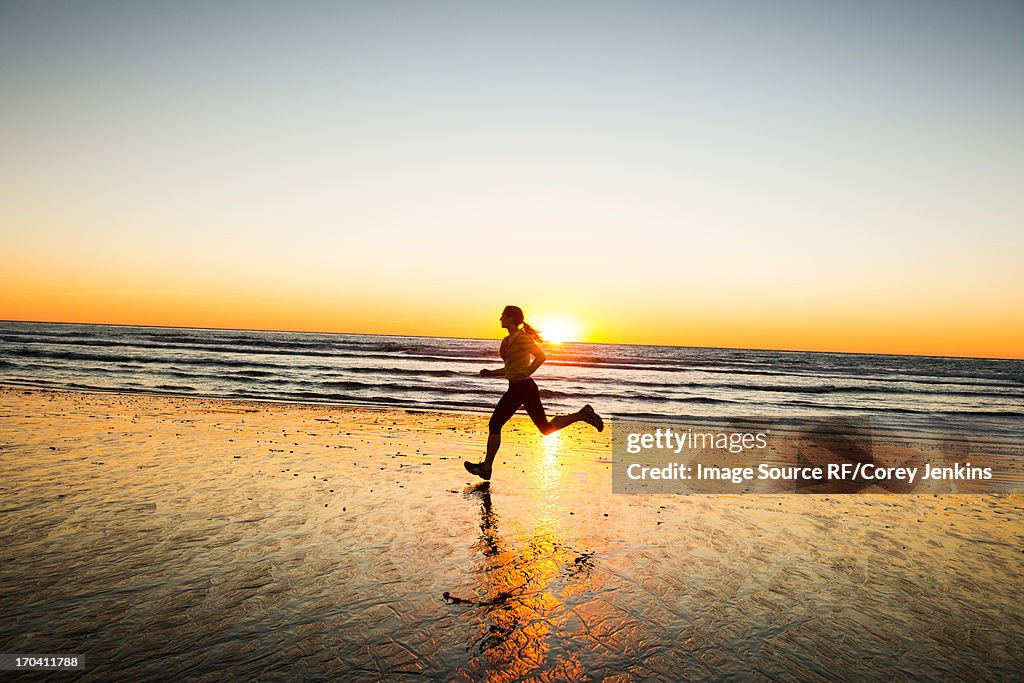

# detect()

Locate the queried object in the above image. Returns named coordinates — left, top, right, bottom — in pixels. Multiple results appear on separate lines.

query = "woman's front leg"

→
left=482, top=431, right=501, bottom=469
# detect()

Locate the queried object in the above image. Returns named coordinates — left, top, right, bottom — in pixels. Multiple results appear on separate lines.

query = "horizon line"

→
left=2, top=318, right=1020, bottom=363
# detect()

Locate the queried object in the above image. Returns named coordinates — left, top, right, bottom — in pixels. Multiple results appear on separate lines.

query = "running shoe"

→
left=581, top=404, right=604, bottom=432
left=464, top=461, right=492, bottom=480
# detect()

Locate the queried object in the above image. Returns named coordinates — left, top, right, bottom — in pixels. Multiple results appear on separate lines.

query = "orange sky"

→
left=2, top=261, right=1021, bottom=359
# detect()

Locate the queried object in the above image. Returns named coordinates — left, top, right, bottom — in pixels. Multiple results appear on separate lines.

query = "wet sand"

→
left=1, top=386, right=1022, bottom=681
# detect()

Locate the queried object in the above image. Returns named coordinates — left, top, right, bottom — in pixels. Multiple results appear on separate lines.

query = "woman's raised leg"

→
left=522, top=380, right=602, bottom=434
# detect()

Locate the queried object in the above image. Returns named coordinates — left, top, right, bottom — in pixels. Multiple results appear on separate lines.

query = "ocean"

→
left=1, top=321, right=1021, bottom=441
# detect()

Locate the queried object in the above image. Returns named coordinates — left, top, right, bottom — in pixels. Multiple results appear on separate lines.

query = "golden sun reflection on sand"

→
left=458, top=484, right=594, bottom=681
left=540, top=432, right=564, bottom=483
left=535, top=432, right=567, bottom=529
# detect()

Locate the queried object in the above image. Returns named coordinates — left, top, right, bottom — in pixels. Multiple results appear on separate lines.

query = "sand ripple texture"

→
left=0, top=387, right=1022, bottom=681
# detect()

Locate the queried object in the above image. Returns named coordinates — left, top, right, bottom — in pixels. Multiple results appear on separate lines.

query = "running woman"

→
left=464, top=305, right=603, bottom=480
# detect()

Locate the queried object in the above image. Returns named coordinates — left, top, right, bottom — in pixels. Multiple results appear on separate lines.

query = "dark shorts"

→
left=488, top=378, right=548, bottom=434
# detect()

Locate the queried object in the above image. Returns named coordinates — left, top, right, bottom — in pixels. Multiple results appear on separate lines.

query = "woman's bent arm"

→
left=524, top=350, right=546, bottom=377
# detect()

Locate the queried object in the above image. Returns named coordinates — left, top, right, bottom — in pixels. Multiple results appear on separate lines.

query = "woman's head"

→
left=501, top=305, right=524, bottom=327
left=501, top=305, right=541, bottom=340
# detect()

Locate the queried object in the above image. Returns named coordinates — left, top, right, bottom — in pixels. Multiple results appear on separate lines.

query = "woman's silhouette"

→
left=464, top=305, right=603, bottom=480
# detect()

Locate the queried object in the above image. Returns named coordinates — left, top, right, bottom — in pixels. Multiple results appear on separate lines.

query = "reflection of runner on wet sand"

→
left=444, top=483, right=596, bottom=676
left=465, top=305, right=604, bottom=481
left=442, top=483, right=521, bottom=608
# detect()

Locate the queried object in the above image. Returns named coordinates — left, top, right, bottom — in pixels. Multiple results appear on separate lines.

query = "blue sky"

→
left=2, top=1, right=1022, bottom=355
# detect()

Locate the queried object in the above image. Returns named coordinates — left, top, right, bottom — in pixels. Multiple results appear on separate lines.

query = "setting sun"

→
left=535, top=317, right=582, bottom=344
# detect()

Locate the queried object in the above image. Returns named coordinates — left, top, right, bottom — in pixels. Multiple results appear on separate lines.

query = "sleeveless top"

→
left=500, top=330, right=542, bottom=381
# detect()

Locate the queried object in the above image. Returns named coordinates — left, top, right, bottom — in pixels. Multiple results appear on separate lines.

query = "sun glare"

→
left=535, top=317, right=580, bottom=344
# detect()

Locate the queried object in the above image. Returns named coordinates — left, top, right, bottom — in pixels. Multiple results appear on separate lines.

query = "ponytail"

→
left=521, top=321, right=543, bottom=342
